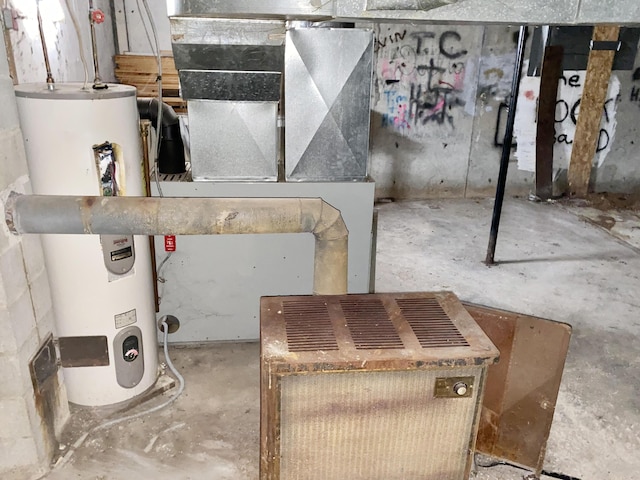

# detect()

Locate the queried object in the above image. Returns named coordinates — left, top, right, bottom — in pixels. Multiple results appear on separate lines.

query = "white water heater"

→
left=14, top=83, right=158, bottom=406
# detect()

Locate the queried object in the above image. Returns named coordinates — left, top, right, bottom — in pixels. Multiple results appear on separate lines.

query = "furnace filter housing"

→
left=15, top=83, right=158, bottom=406
left=261, top=291, right=499, bottom=479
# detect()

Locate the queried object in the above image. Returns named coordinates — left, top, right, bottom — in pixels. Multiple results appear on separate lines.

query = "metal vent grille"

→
left=283, top=299, right=338, bottom=352
left=340, top=298, right=403, bottom=350
left=152, top=162, right=192, bottom=183
left=397, top=297, right=470, bottom=348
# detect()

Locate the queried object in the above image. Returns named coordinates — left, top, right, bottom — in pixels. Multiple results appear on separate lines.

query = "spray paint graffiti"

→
left=552, top=74, right=620, bottom=155
left=554, top=98, right=617, bottom=153
left=629, top=68, right=640, bottom=105
left=513, top=71, right=621, bottom=172
left=375, top=26, right=472, bottom=135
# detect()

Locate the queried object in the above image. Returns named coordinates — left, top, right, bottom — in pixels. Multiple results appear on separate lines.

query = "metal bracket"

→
left=2, top=8, right=17, bottom=30
left=29, top=335, right=59, bottom=392
left=590, top=40, right=621, bottom=51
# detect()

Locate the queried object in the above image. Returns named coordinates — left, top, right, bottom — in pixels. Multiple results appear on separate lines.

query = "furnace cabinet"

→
left=260, top=291, right=499, bottom=480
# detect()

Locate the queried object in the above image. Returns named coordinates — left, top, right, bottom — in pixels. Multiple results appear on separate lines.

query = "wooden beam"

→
left=536, top=45, right=564, bottom=200
left=567, top=25, right=620, bottom=197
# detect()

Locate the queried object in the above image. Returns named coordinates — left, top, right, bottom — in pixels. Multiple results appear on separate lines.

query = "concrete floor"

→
left=42, top=197, right=640, bottom=480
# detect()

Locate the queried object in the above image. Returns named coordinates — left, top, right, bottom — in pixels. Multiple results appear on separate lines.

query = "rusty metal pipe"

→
left=5, top=193, right=348, bottom=295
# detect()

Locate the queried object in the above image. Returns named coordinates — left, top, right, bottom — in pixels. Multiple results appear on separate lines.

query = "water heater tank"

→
left=14, top=83, right=158, bottom=406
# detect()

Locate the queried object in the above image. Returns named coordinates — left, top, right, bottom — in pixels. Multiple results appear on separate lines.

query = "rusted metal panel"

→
left=465, top=303, right=572, bottom=475
left=29, top=335, right=66, bottom=463
left=58, top=335, right=110, bottom=367
left=261, top=292, right=499, bottom=373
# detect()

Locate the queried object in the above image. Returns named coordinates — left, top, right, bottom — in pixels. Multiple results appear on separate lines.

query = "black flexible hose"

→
left=137, top=99, right=186, bottom=174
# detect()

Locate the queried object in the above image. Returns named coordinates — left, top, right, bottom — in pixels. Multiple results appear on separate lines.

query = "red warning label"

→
left=164, top=235, right=176, bottom=252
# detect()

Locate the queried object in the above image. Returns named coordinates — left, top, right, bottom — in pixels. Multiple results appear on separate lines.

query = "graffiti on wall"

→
left=513, top=71, right=621, bottom=172
left=553, top=74, right=620, bottom=153
left=629, top=67, right=640, bottom=105
left=374, top=26, right=473, bottom=135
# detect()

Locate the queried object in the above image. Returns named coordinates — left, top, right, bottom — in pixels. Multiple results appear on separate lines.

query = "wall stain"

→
left=483, top=67, right=504, bottom=79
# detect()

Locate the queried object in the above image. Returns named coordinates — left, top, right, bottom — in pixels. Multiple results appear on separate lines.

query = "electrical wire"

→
left=474, top=455, right=582, bottom=480
left=52, top=317, right=185, bottom=469
left=156, top=251, right=172, bottom=281
left=64, top=0, right=89, bottom=89
left=109, top=160, right=118, bottom=196
left=137, top=0, right=164, bottom=197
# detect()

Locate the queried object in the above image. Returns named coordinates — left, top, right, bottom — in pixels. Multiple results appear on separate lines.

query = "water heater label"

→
left=115, top=309, right=137, bottom=329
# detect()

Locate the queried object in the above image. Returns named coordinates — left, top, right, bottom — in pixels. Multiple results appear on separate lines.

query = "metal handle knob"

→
left=453, top=382, right=468, bottom=396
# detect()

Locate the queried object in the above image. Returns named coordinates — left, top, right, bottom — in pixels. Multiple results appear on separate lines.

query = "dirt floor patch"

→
left=559, top=192, right=640, bottom=211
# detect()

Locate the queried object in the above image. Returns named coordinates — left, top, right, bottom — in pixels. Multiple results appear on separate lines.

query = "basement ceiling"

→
left=171, top=0, right=640, bottom=25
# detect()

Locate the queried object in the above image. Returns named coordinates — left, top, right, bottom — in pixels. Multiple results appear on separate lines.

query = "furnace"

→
left=260, top=291, right=499, bottom=480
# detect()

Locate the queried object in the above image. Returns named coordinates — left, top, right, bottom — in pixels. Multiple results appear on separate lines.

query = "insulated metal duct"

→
left=5, top=194, right=349, bottom=296
left=170, top=17, right=284, bottom=180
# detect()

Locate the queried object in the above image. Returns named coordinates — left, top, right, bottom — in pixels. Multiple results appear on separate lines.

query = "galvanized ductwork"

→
left=169, top=0, right=640, bottom=25
left=169, top=14, right=374, bottom=182
left=5, top=193, right=348, bottom=295
left=171, top=17, right=285, bottom=181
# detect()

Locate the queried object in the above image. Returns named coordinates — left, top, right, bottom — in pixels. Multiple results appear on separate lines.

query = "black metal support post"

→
left=485, top=26, right=528, bottom=266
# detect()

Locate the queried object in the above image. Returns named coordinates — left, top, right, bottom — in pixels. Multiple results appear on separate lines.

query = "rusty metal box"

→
left=260, top=291, right=499, bottom=480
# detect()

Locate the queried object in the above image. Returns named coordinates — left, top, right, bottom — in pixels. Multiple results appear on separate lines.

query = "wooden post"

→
left=536, top=45, right=564, bottom=200
left=567, top=25, right=620, bottom=197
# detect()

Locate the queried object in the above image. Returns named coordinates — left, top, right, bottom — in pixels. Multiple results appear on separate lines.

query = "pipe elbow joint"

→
left=312, top=201, right=349, bottom=242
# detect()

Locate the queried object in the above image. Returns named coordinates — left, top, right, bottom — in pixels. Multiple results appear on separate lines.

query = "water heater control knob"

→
left=122, top=335, right=140, bottom=362
left=124, top=348, right=139, bottom=362
left=453, top=382, right=468, bottom=396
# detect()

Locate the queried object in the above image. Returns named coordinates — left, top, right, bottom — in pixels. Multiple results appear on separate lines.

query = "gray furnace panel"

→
left=151, top=181, right=375, bottom=343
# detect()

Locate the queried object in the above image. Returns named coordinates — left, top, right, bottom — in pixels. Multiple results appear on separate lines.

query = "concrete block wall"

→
left=0, top=33, right=69, bottom=479
left=371, top=24, right=640, bottom=200
left=369, top=24, right=536, bottom=200
left=465, top=25, right=535, bottom=197
left=370, top=24, right=488, bottom=199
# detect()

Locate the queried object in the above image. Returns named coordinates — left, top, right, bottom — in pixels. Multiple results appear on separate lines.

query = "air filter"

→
left=260, top=291, right=499, bottom=480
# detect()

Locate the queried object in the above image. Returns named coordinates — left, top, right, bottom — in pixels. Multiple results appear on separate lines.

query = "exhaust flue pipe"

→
left=5, top=193, right=348, bottom=295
